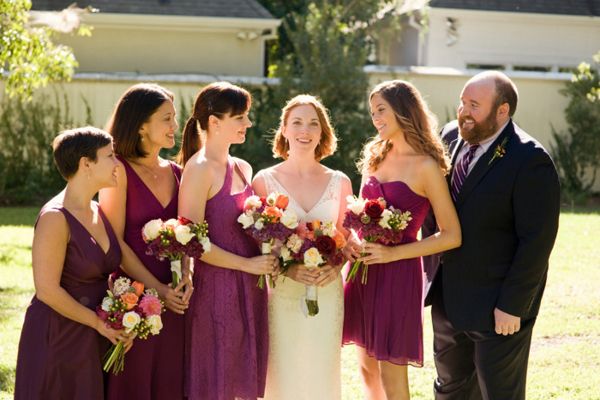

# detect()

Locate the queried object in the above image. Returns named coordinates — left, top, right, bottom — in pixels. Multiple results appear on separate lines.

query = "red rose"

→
left=178, top=216, right=194, bottom=226
left=260, top=197, right=268, bottom=206
left=364, top=199, right=385, bottom=221
left=315, top=235, right=337, bottom=258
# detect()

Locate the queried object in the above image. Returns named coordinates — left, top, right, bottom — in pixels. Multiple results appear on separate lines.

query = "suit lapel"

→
left=454, top=121, right=515, bottom=210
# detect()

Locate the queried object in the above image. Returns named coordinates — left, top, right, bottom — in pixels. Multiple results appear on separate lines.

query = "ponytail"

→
left=177, top=117, right=203, bottom=167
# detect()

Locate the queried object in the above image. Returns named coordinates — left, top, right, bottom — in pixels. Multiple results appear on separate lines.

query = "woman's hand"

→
left=244, top=254, right=278, bottom=276
left=315, top=264, right=341, bottom=287
left=343, top=233, right=362, bottom=263
left=157, top=283, right=189, bottom=315
left=359, top=242, right=401, bottom=265
left=95, top=318, right=130, bottom=347
left=286, top=263, right=320, bottom=285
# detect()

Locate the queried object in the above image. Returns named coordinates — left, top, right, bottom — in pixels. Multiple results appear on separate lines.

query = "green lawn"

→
left=1, top=207, right=599, bottom=399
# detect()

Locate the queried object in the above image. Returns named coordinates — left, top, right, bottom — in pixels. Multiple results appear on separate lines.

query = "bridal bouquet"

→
left=343, top=195, right=412, bottom=284
left=96, top=277, right=165, bottom=375
left=142, top=216, right=211, bottom=290
left=237, top=192, right=298, bottom=289
left=279, top=220, right=346, bottom=316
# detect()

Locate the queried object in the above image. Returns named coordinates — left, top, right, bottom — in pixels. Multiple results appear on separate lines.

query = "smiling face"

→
left=282, top=104, right=322, bottom=157
left=458, top=78, right=500, bottom=144
left=90, top=143, right=120, bottom=188
left=139, top=99, right=178, bottom=150
left=370, top=93, right=401, bottom=141
left=213, top=109, right=252, bottom=144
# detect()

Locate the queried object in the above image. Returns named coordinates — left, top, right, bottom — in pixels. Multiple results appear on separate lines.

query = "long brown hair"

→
left=271, top=94, right=337, bottom=161
left=176, top=82, right=251, bottom=166
left=357, top=80, right=450, bottom=175
left=105, top=83, right=174, bottom=159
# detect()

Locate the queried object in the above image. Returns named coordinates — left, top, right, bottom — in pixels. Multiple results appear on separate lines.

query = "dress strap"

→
left=232, top=158, right=250, bottom=186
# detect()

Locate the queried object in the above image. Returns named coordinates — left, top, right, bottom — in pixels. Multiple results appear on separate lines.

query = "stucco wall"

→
left=423, top=8, right=600, bottom=70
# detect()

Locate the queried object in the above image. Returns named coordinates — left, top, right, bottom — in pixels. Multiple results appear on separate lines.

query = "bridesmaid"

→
left=178, top=81, right=276, bottom=400
left=343, top=80, right=462, bottom=400
left=252, top=95, right=353, bottom=399
left=99, top=84, right=190, bottom=400
left=14, top=127, right=126, bottom=400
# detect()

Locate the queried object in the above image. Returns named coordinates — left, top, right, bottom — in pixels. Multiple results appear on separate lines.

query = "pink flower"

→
left=139, top=295, right=163, bottom=316
left=296, top=222, right=309, bottom=239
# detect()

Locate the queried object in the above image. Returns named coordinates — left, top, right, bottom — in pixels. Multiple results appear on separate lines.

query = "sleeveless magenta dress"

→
left=15, top=198, right=121, bottom=400
left=106, top=157, right=185, bottom=400
left=343, top=177, right=431, bottom=366
left=184, top=158, right=268, bottom=400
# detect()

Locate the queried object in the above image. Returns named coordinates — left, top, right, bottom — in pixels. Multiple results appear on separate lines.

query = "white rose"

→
left=378, top=209, right=393, bottom=229
left=142, top=219, right=162, bottom=241
left=347, top=197, right=365, bottom=215
left=122, top=311, right=141, bottom=333
left=237, top=212, right=254, bottom=229
left=199, top=236, right=211, bottom=253
left=280, top=245, right=292, bottom=262
left=280, top=209, right=299, bottom=229
left=303, top=247, right=324, bottom=268
left=244, top=195, right=262, bottom=211
left=147, top=315, right=163, bottom=335
left=322, top=222, right=335, bottom=237
left=254, top=219, right=264, bottom=230
left=101, top=297, right=113, bottom=312
left=174, top=225, right=195, bottom=245
left=266, top=192, right=278, bottom=206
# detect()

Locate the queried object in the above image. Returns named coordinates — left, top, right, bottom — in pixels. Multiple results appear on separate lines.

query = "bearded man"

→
left=425, top=71, right=560, bottom=400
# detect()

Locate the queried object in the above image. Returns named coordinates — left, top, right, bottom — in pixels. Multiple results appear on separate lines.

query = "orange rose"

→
left=121, top=292, right=139, bottom=310
left=310, top=220, right=321, bottom=231
left=131, top=281, right=144, bottom=297
left=275, top=194, right=289, bottom=210
left=332, top=231, right=346, bottom=248
left=265, top=206, right=282, bottom=222
left=306, top=231, right=315, bottom=240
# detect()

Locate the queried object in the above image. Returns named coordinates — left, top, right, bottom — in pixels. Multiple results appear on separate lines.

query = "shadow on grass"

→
left=560, top=203, right=600, bottom=215
left=0, top=286, right=33, bottom=324
left=0, top=364, right=15, bottom=394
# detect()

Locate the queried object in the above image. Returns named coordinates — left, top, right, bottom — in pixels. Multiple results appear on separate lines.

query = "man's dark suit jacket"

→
left=424, top=119, right=560, bottom=332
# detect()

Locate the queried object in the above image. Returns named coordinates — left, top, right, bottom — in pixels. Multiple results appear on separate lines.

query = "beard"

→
left=458, top=107, right=499, bottom=144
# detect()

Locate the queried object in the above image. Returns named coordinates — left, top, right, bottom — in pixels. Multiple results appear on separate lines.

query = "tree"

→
left=0, top=0, right=91, bottom=100
left=245, top=1, right=424, bottom=189
left=551, top=51, right=600, bottom=201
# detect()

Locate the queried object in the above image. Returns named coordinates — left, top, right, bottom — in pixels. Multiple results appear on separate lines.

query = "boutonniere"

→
left=488, top=137, right=508, bottom=165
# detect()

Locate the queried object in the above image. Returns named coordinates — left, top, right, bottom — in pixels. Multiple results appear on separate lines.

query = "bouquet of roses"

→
left=96, top=277, right=165, bottom=375
left=142, top=216, right=211, bottom=290
left=237, top=192, right=298, bottom=289
left=279, top=220, right=346, bottom=317
left=343, top=195, right=412, bottom=284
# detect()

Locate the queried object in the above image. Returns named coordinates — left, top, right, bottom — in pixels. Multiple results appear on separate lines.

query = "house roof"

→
left=429, top=0, right=600, bottom=16
left=31, top=0, right=275, bottom=19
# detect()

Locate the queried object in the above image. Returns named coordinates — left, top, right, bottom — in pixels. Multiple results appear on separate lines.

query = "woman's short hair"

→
left=272, top=95, right=337, bottom=161
left=53, top=126, right=112, bottom=180
left=105, top=83, right=174, bottom=159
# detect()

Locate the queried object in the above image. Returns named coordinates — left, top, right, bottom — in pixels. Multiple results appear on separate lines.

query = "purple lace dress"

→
left=15, top=199, right=121, bottom=400
left=184, top=158, right=268, bottom=400
left=106, top=157, right=184, bottom=400
left=343, top=177, right=431, bottom=366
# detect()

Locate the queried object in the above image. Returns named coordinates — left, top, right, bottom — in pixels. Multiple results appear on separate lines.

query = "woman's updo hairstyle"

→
left=177, top=82, right=251, bottom=166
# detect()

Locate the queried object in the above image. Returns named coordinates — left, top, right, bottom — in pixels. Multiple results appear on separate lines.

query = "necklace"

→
left=131, top=160, right=159, bottom=179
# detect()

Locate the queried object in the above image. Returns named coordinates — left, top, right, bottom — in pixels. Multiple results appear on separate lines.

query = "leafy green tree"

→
left=0, top=0, right=90, bottom=100
left=551, top=52, right=600, bottom=201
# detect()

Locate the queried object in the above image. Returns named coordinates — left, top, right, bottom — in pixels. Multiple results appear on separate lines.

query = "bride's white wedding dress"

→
left=259, top=169, right=344, bottom=400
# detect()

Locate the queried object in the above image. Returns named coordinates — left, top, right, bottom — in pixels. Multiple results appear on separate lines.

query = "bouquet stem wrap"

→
left=346, top=239, right=371, bottom=285
left=258, top=239, right=276, bottom=289
left=304, top=284, right=319, bottom=316
left=170, top=259, right=182, bottom=290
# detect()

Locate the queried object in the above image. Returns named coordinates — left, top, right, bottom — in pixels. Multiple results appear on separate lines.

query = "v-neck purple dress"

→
left=105, top=157, right=184, bottom=400
left=15, top=199, right=122, bottom=400
left=184, top=158, right=268, bottom=400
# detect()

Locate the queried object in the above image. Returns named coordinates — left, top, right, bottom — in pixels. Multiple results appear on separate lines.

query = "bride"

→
left=252, top=95, right=353, bottom=399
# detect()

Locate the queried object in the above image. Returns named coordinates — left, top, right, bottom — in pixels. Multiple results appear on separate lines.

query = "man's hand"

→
left=494, top=307, right=521, bottom=335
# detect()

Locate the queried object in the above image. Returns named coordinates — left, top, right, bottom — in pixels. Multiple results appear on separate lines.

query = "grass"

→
left=1, top=206, right=599, bottom=399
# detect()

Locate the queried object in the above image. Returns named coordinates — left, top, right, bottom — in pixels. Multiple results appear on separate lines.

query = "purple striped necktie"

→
left=451, top=143, right=480, bottom=202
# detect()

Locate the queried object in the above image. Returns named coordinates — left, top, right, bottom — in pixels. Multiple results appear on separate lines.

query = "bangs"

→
left=227, top=89, right=251, bottom=117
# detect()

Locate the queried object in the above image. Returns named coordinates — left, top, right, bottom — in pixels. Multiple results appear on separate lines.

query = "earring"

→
left=87, top=170, right=90, bottom=180
left=215, top=130, right=220, bottom=135
left=141, top=136, right=144, bottom=141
